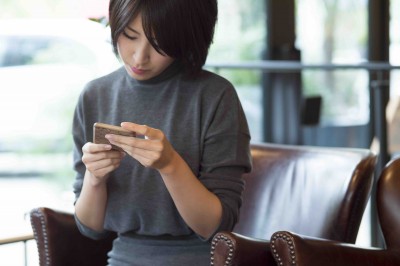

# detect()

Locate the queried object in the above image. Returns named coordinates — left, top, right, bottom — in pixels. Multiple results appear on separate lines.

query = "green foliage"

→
left=89, top=16, right=109, bottom=27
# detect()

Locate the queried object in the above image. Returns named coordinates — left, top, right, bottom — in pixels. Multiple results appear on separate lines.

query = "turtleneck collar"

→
left=125, top=60, right=184, bottom=85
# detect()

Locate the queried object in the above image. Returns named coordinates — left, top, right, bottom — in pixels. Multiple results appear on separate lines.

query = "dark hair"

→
left=109, top=0, right=218, bottom=76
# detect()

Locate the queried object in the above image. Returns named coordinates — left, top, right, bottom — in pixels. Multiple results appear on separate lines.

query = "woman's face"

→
left=117, top=13, right=174, bottom=81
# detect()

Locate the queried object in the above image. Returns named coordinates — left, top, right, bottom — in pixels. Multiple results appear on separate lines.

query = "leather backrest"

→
left=30, top=207, right=116, bottom=266
left=377, top=157, right=400, bottom=249
left=233, top=142, right=376, bottom=243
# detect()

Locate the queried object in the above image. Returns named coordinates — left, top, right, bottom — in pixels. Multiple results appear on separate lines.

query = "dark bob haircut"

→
left=109, top=0, right=218, bottom=76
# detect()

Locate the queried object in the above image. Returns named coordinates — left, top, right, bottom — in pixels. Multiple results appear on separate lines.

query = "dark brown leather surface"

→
left=272, top=231, right=400, bottom=266
left=30, top=207, right=116, bottom=266
left=271, top=157, right=400, bottom=266
left=211, top=232, right=275, bottom=266
left=378, top=158, right=400, bottom=249
left=211, top=142, right=377, bottom=266
left=235, top=142, right=376, bottom=243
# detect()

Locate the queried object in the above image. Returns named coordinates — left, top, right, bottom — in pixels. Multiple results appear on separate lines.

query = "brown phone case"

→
left=93, top=122, right=136, bottom=151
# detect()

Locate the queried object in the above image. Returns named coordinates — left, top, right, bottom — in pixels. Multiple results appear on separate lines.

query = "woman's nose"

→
left=134, top=42, right=150, bottom=65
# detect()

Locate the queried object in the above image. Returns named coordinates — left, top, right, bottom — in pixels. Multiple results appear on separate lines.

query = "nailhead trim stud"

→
left=271, top=232, right=296, bottom=266
left=210, top=234, right=234, bottom=266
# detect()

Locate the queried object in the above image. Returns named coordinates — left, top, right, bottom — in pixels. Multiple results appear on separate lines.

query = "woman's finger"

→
left=86, top=157, right=122, bottom=172
left=121, top=122, right=162, bottom=140
left=83, top=149, right=124, bottom=164
left=106, top=134, right=161, bottom=151
left=82, top=142, right=112, bottom=153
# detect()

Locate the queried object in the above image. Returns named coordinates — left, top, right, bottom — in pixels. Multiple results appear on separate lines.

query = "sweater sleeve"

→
left=71, top=91, right=87, bottom=202
left=71, top=89, right=113, bottom=240
left=74, top=213, right=112, bottom=240
left=198, top=84, right=252, bottom=240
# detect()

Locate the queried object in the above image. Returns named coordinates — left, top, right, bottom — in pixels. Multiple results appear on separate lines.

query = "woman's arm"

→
left=159, top=151, right=223, bottom=239
left=75, top=143, right=125, bottom=232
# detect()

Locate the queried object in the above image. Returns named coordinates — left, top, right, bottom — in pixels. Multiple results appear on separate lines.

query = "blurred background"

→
left=1, top=0, right=399, bottom=265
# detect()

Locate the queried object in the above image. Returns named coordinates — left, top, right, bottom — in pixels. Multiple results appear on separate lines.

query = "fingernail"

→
left=105, top=145, right=112, bottom=149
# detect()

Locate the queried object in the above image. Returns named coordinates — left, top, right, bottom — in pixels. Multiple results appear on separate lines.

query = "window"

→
left=208, top=0, right=266, bottom=141
left=296, top=0, right=369, bottom=125
left=390, top=0, right=400, bottom=98
left=0, top=36, right=97, bottom=67
left=0, top=19, right=120, bottom=264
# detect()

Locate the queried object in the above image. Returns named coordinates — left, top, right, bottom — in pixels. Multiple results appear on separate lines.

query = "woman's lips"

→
left=131, top=66, right=146, bottom=75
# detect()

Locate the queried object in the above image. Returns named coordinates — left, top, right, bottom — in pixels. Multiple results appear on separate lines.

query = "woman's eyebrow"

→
left=126, top=26, right=139, bottom=34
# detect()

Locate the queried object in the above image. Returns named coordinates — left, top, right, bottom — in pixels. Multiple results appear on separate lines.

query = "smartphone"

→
left=93, top=122, right=136, bottom=151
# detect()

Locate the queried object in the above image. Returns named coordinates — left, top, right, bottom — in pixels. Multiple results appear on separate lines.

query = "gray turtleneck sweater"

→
left=72, top=62, right=251, bottom=265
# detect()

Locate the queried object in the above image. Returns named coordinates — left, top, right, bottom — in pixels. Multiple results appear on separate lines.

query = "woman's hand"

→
left=81, top=142, right=125, bottom=185
left=105, top=122, right=177, bottom=174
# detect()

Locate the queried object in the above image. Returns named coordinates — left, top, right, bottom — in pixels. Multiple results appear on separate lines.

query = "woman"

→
left=72, top=0, right=252, bottom=265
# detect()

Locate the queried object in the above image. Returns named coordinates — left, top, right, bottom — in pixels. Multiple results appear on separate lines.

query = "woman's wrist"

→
left=158, top=150, right=181, bottom=176
left=85, top=170, right=109, bottom=187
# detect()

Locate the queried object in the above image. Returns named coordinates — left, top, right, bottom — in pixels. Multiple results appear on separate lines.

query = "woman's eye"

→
left=123, top=32, right=137, bottom=40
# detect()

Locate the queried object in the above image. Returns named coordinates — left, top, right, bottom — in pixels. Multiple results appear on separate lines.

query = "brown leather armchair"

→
left=270, top=157, right=400, bottom=266
left=30, top=207, right=116, bottom=266
left=210, top=142, right=377, bottom=266
left=29, top=142, right=377, bottom=266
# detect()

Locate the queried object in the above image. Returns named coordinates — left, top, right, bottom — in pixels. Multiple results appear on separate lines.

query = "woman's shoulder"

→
left=197, top=69, right=233, bottom=86
left=187, top=69, right=238, bottom=99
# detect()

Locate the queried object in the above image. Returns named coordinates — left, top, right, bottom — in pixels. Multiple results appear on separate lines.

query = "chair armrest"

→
left=30, top=207, right=116, bottom=266
left=211, top=232, right=276, bottom=266
left=271, top=231, right=400, bottom=266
